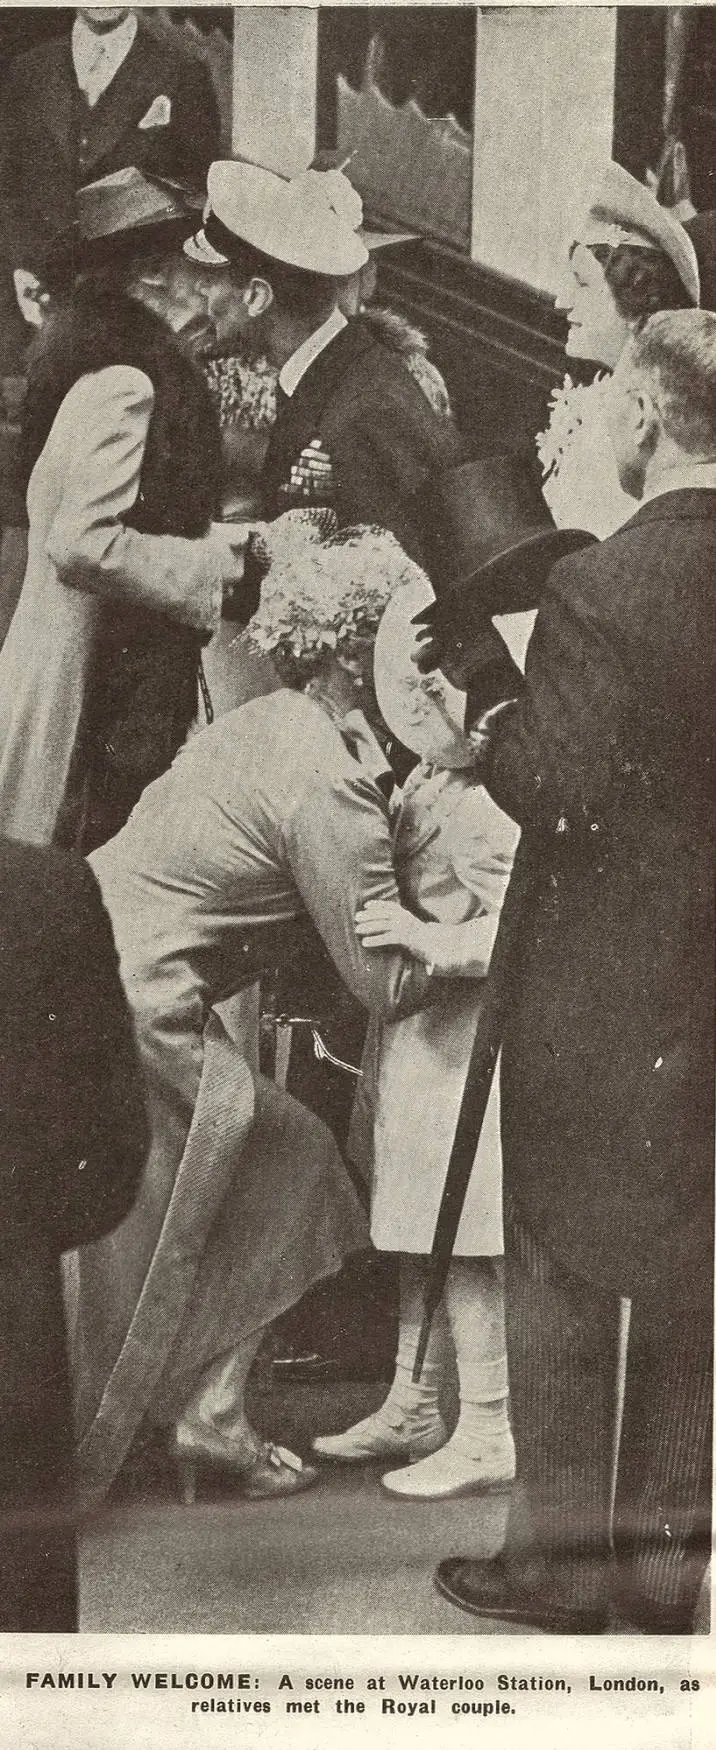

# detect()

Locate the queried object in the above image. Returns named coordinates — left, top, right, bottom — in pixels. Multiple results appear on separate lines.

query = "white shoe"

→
left=381, top=1432, right=516, bottom=1499
left=312, top=1407, right=447, bottom=1464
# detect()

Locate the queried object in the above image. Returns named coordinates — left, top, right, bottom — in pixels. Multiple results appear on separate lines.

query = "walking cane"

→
left=412, top=851, right=535, bottom=1381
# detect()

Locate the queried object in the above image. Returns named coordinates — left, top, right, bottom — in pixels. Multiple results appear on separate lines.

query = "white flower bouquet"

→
left=246, top=513, right=426, bottom=681
left=536, top=371, right=633, bottom=540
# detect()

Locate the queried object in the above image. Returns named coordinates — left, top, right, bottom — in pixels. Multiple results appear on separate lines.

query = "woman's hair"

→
left=584, top=242, right=692, bottom=325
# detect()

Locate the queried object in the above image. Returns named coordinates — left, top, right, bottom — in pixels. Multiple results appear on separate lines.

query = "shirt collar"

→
left=278, top=307, right=347, bottom=399
left=72, top=11, right=138, bottom=82
left=641, top=460, right=716, bottom=506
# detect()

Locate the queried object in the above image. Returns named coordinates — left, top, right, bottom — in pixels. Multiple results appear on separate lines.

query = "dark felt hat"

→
left=44, top=167, right=200, bottom=287
left=416, top=452, right=595, bottom=686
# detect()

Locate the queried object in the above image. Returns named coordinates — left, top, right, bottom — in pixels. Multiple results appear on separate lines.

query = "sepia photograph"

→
left=0, top=0, right=712, bottom=1741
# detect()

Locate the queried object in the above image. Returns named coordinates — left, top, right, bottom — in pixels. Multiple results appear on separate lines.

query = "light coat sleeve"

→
left=46, top=366, right=234, bottom=633
left=282, top=766, right=435, bottom=1021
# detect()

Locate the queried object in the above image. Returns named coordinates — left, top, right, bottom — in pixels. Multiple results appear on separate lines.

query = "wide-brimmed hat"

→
left=44, top=167, right=199, bottom=285
left=415, top=453, right=595, bottom=686
left=374, top=574, right=473, bottom=767
left=375, top=571, right=538, bottom=766
left=578, top=161, right=700, bottom=306
left=185, top=160, right=368, bottom=278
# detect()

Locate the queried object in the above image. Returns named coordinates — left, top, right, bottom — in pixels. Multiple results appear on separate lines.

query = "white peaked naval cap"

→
left=185, top=160, right=369, bottom=277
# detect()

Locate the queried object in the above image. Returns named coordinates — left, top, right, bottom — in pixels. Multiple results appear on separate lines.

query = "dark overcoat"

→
left=484, top=489, right=715, bottom=1307
left=0, top=18, right=220, bottom=368
left=0, top=838, right=147, bottom=1629
left=261, top=316, right=460, bottom=568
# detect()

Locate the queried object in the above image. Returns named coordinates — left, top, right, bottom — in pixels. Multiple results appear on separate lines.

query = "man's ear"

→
left=633, top=386, right=660, bottom=450
left=245, top=276, right=274, bottom=320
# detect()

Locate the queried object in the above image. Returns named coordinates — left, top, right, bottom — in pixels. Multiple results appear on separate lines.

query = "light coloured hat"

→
left=360, top=225, right=419, bottom=252
left=374, top=574, right=474, bottom=769
left=308, top=149, right=418, bottom=251
left=185, top=160, right=368, bottom=277
left=376, top=573, right=540, bottom=766
left=580, top=161, right=700, bottom=306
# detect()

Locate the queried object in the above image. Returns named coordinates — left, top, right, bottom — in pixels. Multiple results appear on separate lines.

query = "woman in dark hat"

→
left=0, top=167, right=247, bottom=854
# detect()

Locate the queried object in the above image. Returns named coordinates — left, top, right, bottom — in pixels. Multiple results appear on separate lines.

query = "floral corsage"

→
left=536, top=373, right=605, bottom=482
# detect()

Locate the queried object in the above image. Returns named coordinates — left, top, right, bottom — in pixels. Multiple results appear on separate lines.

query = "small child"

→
left=313, top=590, right=523, bottom=1499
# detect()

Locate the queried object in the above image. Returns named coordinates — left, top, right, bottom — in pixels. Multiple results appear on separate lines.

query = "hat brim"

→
left=360, top=228, right=420, bottom=251
left=374, top=575, right=474, bottom=767
left=184, top=226, right=230, bottom=267
left=414, top=526, right=595, bottom=632
left=44, top=213, right=197, bottom=287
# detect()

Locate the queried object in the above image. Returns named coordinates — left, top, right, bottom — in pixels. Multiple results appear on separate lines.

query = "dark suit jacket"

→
left=484, top=488, right=715, bottom=1306
left=0, top=19, right=220, bottom=368
left=261, top=317, right=461, bottom=569
left=0, top=839, right=147, bottom=1628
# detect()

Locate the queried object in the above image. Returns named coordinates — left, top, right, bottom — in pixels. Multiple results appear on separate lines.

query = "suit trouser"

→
left=502, top=1215, right=712, bottom=1628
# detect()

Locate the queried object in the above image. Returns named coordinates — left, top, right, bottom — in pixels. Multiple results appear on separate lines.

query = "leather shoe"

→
left=313, top=1409, right=447, bottom=1465
left=170, top=1430, right=318, bottom=1505
left=614, top=1583, right=700, bottom=1636
left=434, top=1556, right=609, bottom=1634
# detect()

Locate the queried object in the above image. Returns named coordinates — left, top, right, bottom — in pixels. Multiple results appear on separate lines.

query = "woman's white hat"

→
left=185, top=160, right=369, bottom=277
left=375, top=574, right=536, bottom=768
left=580, top=160, right=700, bottom=306
left=374, top=575, right=474, bottom=769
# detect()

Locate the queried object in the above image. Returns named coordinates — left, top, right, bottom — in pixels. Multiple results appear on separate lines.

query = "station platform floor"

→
left=79, top=1379, right=522, bottom=1636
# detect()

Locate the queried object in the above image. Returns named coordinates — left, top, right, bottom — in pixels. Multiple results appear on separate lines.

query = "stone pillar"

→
left=471, top=7, right=618, bottom=292
left=232, top=6, right=319, bottom=175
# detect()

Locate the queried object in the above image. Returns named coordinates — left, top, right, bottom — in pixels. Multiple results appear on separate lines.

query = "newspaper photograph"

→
left=0, top=1, right=712, bottom=1745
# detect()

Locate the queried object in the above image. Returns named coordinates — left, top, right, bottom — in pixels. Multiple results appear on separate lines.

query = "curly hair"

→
left=584, top=242, right=692, bottom=326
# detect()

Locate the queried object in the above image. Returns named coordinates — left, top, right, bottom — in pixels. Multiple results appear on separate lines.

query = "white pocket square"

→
left=138, top=94, right=171, bottom=130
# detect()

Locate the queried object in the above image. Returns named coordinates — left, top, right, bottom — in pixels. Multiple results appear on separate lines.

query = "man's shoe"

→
left=434, top=1556, right=609, bottom=1634
left=615, top=1585, right=701, bottom=1636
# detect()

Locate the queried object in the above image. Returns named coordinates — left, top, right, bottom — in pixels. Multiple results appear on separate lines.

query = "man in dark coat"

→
left=185, top=156, right=460, bottom=1136
left=0, top=837, right=147, bottom=1630
left=0, top=7, right=220, bottom=369
left=435, top=310, right=715, bottom=1634
left=184, top=159, right=459, bottom=569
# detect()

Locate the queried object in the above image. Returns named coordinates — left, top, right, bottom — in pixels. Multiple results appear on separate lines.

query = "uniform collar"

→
left=278, top=307, right=347, bottom=399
